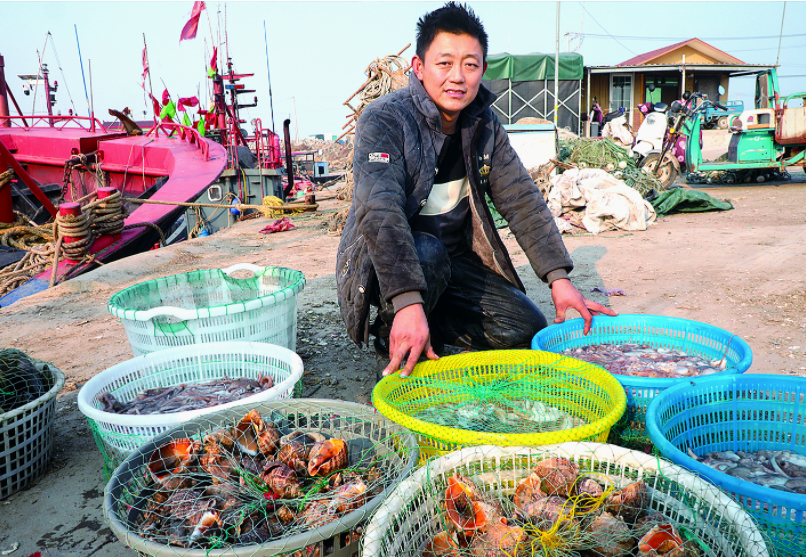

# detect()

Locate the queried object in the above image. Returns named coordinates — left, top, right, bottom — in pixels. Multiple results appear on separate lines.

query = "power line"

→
left=578, top=4, right=635, bottom=55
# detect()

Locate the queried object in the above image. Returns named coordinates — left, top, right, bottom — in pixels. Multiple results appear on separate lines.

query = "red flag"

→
left=179, top=1, right=206, bottom=42
left=209, top=46, right=217, bottom=73
left=162, top=89, right=170, bottom=105
left=141, top=47, right=149, bottom=83
left=178, top=96, right=199, bottom=109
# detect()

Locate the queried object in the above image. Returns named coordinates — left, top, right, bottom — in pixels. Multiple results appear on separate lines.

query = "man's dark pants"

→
left=372, top=232, right=548, bottom=350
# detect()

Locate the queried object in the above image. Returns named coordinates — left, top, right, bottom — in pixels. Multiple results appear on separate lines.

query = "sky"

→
left=1, top=1, right=804, bottom=138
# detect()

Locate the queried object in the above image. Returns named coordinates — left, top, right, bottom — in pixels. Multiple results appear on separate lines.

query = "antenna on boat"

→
left=143, top=34, right=157, bottom=128
left=74, top=25, right=91, bottom=119
left=32, top=33, right=50, bottom=116
left=263, top=20, right=276, bottom=134
left=88, top=58, right=95, bottom=131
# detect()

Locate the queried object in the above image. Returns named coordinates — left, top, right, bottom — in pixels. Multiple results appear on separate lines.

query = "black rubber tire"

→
left=640, top=153, right=678, bottom=189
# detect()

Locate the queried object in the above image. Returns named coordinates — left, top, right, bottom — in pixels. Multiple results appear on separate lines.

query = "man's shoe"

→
left=373, top=335, right=390, bottom=358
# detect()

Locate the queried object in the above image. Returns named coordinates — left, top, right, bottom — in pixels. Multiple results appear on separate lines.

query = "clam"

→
left=533, top=457, right=580, bottom=497
left=467, top=516, right=526, bottom=557
left=329, top=472, right=369, bottom=514
left=513, top=473, right=547, bottom=518
left=307, top=438, right=349, bottom=477
left=233, top=409, right=281, bottom=456
left=423, top=531, right=462, bottom=557
left=605, top=481, right=649, bottom=523
left=261, top=461, right=303, bottom=499
left=584, top=511, right=635, bottom=557
left=147, top=438, right=200, bottom=490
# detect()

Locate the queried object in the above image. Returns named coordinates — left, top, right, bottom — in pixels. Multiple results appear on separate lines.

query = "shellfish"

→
left=147, top=438, right=200, bottom=490
left=422, top=531, right=462, bottom=557
left=261, top=461, right=303, bottom=499
left=637, top=523, right=694, bottom=556
left=584, top=511, right=635, bottom=557
left=533, top=457, right=580, bottom=497
left=513, top=473, right=547, bottom=519
left=444, top=474, right=500, bottom=535
left=234, top=409, right=281, bottom=456
left=467, top=516, right=526, bottom=557
left=277, top=431, right=325, bottom=472
left=605, top=481, right=649, bottom=523
left=329, top=472, right=368, bottom=514
left=307, top=438, right=349, bottom=477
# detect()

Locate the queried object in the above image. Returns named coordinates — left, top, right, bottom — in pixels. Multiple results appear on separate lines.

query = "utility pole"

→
left=554, top=1, right=560, bottom=127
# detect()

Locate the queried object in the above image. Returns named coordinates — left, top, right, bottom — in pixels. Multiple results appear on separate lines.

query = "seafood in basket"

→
left=423, top=457, right=700, bottom=557
left=125, top=407, right=391, bottom=550
left=98, top=375, right=275, bottom=415
left=414, top=399, right=585, bottom=433
left=690, top=449, right=806, bottom=494
left=561, top=343, right=728, bottom=378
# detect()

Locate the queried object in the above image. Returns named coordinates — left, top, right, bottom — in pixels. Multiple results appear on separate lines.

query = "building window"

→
left=610, top=75, right=631, bottom=112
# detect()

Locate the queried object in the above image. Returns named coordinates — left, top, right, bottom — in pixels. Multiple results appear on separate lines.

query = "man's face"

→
left=412, top=32, right=487, bottom=132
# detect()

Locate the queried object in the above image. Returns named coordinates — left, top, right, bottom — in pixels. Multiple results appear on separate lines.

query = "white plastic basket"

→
left=108, top=264, right=305, bottom=356
left=363, top=443, right=771, bottom=557
left=77, top=342, right=303, bottom=475
left=1, top=361, right=65, bottom=499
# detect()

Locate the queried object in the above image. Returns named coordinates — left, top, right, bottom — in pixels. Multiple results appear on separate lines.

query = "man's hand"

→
left=550, top=278, right=618, bottom=335
left=382, top=303, right=439, bottom=378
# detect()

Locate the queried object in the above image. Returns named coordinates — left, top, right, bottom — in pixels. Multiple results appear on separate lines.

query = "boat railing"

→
left=0, top=114, right=109, bottom=133
left=146, top=121, right=211, bottom=161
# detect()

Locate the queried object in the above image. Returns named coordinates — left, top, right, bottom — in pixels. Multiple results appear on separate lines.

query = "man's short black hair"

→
left=416, top=2, right=488, bottom=61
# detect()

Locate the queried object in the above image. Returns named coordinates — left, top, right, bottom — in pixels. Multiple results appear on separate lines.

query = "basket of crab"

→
left=103, top=399, right=419, bottom=557
left=362, top=443, right=770, bottom=557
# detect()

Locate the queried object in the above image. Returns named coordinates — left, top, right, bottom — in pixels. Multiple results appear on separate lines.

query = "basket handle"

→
left=221, top=263, right=264, bottom=277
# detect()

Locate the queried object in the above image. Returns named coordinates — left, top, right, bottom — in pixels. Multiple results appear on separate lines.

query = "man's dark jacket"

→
left=336, top=73, right=573, bottom=346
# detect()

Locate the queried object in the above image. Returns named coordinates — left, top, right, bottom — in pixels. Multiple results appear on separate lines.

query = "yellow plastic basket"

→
left=372, top=350, right=626, bottom=464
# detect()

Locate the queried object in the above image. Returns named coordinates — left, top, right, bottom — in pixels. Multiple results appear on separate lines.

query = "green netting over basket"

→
left=362, top=443, right=771, bottom=557
left=108, top=263, right=305, bottom=356
left=0, top=349, right=65, bottom=499
left=103, top=398, right=419, bottom=557
left=372, top=350, right=626, bottom=464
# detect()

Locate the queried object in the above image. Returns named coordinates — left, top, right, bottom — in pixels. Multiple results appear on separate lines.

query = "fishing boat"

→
left=0, top=53, right=228, bottom=307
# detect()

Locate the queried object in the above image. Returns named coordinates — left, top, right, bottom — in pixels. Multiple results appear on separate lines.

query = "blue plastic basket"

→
left=646, top=374, right=806, bottom=557
left=531, top=314, right=753, bottom=432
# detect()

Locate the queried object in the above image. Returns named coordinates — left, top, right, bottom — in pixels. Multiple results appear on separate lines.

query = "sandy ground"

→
left=1, top=172, right=806, bottom=556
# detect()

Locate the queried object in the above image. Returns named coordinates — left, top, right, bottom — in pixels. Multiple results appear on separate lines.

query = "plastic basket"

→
left=646, top=373, right=806, bottom=557
left=108, top=264, right=306, bottom=356
left=372, top=350, right=626, bottom=464
left=78, top=342, right=303, bottom=476
left=531, top=314, right=753, bottom=434
left=362, top=443, right=770, bottom=557
left=0, top=360, right=65, bottom=499
left=104, top=398, right=419, bottom=557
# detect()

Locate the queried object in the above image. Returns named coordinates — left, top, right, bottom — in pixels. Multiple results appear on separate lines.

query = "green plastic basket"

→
left=108, top=263, right=305, bottom=356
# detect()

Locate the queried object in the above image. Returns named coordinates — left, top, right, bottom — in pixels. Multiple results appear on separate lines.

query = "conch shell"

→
left=147, top=438, right=199, bottom=490
left=307, top=438, right=349, bottom=477
left=533, top=457, right=580, bottom=497
left=423, top=531, right=462, bottom=557
left=513, top=473, right=547, bottom=519
left=234, top=410, right=280, bottom=456
left=444, top=474, right=501, bottom=535
left=585, top=511, right=635, bottom=557
left=261, top=461, right=303, bottom=499
left=329, top=472, right=368, bottom=514
left=605, top=481, right=649, bottom=523
left=637, top=523, right=697, bottom=556
left=467, top=516, right=525, bottom=557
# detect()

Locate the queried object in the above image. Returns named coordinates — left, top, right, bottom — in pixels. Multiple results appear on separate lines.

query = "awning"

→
left=484, top=52, right=584, bottom=81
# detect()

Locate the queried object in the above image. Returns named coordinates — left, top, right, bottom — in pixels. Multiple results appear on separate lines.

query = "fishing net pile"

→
left=556, top=138, right=663, bottom=197
left=106, top=404, right=415, bottom=554
left=0, top=348, right=50, bottom=413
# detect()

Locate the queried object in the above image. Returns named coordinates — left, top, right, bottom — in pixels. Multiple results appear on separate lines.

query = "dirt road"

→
left=1, top=174, right=805, bottom=556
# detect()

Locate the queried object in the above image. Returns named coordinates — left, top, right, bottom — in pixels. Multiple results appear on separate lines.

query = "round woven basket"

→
left=104, top=398, right=419, bottom=557
left=647, top=374, right=806, bottom=557
left=372, top=350, right=626, bottom=463
left=532, top=314, right=753, bottom=434
left=1, top=360, right=65, bottom=499
left=362, top=443, right=771, bottom=557
left=108, top=264, right=306, bottom=356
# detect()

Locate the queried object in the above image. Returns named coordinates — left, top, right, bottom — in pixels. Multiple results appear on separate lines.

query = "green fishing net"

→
left=557, top=138, right=663, bottom=197
left=362, top=444, right=773, bottom=557
left=0, top=348, right=51, bottom=413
